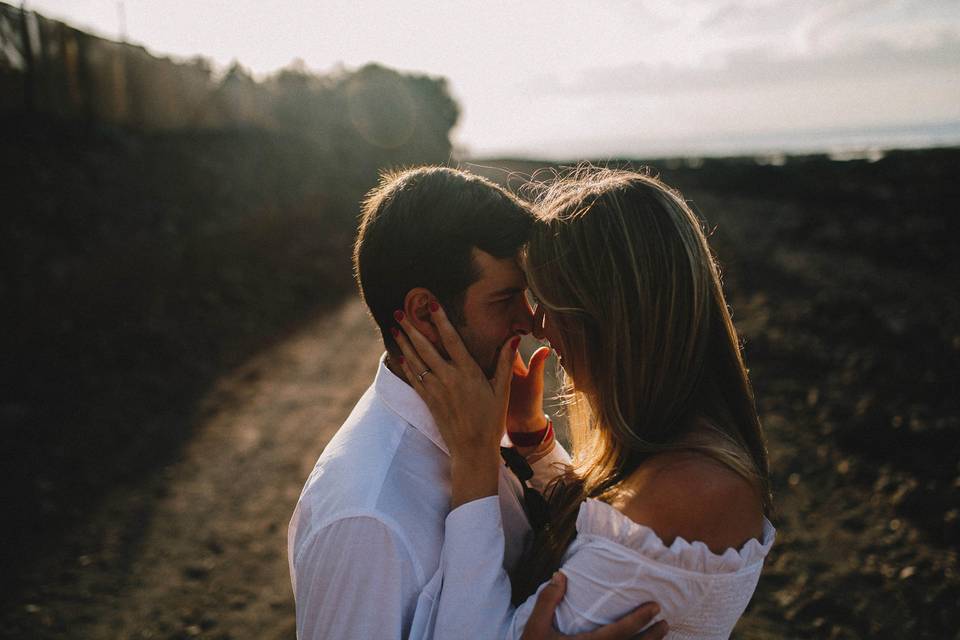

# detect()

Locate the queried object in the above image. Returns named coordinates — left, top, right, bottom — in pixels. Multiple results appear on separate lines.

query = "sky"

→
left=20, top=0, right=960, bottom=157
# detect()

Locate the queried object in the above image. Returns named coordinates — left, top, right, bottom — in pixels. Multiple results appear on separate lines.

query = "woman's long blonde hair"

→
left=513, top=167, right=772, bottom=601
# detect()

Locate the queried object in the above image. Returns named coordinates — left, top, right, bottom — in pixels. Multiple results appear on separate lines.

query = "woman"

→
left=394, top=167, right=775, bottom=639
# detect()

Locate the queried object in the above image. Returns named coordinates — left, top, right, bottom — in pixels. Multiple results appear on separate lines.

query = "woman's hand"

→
left=507, top=346, right=551, bottom=434
left=392, top=302, right=520, bottom=508
left=507, top=346, right=556, bottom=459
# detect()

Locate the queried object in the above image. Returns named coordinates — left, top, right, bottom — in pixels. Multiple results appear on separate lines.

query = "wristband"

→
left=508, top=417, right=552, bottom=448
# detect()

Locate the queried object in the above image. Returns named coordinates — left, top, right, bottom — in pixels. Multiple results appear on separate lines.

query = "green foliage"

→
left=0, top=57, right=458, bottom=588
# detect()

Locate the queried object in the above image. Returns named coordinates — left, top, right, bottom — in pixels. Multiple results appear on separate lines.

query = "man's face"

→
left=454, top=248, right=535, bottom=378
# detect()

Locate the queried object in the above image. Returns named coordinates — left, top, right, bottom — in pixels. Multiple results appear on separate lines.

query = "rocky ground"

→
left=475, top=151, right=960, bottom=638
left=3, top=149, right=957, bottom=638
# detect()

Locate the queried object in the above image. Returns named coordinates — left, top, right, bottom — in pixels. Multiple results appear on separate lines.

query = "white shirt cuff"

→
left=528, top=440, right=571, bottom=493
left=445, top=494, right=503, bottom=541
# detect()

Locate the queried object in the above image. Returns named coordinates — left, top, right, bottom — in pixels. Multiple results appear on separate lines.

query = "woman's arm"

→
left=392, top=304, right=515, bottom=508
left=392, top=305, right=667, bottom=640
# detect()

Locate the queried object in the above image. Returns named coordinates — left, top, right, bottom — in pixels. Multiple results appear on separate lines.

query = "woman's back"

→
left=612, top=449, right=766, bottom=556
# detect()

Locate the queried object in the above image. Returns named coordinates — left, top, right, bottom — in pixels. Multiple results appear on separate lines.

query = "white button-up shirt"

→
left=288, top=354, right=570, bottom=639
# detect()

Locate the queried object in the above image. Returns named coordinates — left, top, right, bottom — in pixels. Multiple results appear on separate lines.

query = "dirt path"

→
left=10, top=299, right=384, bottom=639
left=8, top=203, right=956, bottom=638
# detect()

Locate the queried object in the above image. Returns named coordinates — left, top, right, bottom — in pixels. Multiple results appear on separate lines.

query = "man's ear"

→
left=403, top=288, right=439, bottom=344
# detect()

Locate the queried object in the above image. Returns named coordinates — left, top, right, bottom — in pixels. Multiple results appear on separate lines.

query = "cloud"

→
left=799, top=0, right=895, bottom=44
left=692, top=0, right=960, bottom=53
left=526, top=31, right=960, bottom=97
left=699, top=0, right=796, bottom=30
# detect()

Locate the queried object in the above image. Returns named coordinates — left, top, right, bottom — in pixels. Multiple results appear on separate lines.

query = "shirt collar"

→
left=374, top=352, right=449, bottom=455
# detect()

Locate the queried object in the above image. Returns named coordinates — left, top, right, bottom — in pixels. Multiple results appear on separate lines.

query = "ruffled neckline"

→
left=575, top=498, right=776, bottom=575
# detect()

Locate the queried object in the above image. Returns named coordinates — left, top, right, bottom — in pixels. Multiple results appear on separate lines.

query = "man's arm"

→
left=521, top=572, right=667, bottom=640
left=292, top=515, right=421, bottom=639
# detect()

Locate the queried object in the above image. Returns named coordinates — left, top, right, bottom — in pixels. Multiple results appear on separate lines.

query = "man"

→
left=288, top=167, right=665, bottom=639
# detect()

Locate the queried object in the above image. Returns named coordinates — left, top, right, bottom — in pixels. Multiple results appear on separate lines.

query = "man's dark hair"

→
left=353, top=166, right=533, bottom=352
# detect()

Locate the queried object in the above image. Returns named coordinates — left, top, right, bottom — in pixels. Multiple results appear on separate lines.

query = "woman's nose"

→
left=531, top=304, right=546, bottom=340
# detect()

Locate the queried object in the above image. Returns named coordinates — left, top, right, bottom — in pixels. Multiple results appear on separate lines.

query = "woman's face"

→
left=530, top=296, right=582, bottom=385
left=531, top=302, right=561, bottom=361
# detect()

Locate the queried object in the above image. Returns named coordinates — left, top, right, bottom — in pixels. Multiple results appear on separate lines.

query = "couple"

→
left=288, top=166, right=775, bottom=639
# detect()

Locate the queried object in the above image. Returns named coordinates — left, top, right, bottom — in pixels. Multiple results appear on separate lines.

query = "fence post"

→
left=19, top=1, right=34, bottom=112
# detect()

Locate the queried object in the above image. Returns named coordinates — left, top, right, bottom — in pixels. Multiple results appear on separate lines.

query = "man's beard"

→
left=454, top=324, right=498, bottom=380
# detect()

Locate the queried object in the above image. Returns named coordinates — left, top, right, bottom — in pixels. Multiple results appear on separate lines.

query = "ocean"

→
left=478, top=121, right=960, bottom=162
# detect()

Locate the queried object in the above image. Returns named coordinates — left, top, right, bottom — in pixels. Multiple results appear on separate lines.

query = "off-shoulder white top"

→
left=415, top=495, right=776, bottom=640
left=508, top=499, right=777, bottom=639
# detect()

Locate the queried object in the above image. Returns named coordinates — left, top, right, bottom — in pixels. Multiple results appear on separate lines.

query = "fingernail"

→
left=429, top=301, right=439, bottom=313
left=649, top=603, right=661, bottom=616
left=510, top=337, right=521, bottom=350
left=550, top=571, right=562, bottom=586
left=390, top=326, right=399, bottom=338
left=393, top=310, right=405, bottom=322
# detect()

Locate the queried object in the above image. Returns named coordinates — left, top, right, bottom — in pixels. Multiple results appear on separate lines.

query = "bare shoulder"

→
left=612, top=451, right=765, bottom=555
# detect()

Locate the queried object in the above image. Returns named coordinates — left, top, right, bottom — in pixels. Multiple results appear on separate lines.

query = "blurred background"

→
left=1, top=1, right=958, bottom=638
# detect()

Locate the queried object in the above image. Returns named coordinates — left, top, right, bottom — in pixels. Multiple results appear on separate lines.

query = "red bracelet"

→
left=509, top=419, right=553, bottom=448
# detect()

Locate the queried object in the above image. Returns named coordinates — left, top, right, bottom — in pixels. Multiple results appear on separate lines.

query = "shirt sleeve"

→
left=291, top=515, right=422, bottom=640
left=430, top=506, right=684, bottom=640
left=426, top=496, right=515, bottom=640
left=528, top=440, right=571, bottom=493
